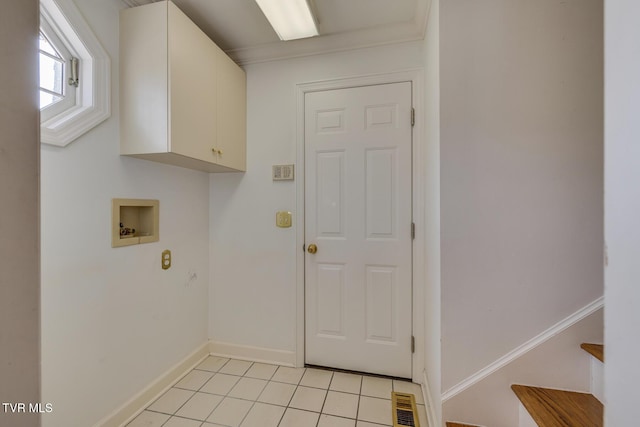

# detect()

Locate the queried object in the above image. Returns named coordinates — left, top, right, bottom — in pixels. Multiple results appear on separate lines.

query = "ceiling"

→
left=122, top=0, right=430, bottom=65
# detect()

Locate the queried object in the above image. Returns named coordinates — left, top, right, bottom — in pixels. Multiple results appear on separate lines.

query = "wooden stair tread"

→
left=446, top=423, right=481, bottom=427
left=511, top=385, right=603, bottom=427
left=581, top=343, right=604, bottom=362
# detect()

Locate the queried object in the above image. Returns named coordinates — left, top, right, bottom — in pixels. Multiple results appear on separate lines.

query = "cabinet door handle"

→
left=211, top=148, right=223, bottom=155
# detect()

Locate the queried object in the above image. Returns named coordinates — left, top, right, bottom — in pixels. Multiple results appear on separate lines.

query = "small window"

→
left=39, top=0, right=110, bottom=147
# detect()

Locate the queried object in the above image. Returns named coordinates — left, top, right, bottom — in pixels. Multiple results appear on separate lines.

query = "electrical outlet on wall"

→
left=161, top=250, right=171, bottom=270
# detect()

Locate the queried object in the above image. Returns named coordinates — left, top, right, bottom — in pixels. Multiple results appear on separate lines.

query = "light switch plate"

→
left=276, top=211, right=292, bottom=228
left=273, top=164, right=294, bottom=181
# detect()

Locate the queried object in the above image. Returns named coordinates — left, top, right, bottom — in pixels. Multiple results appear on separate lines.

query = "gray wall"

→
left=440, top=0, right=604, bottom=391
left=422, top=0, right=442, bottom=424
left=0, top=0, right=41, bottom=426
left=604, top=0, right=640, bottom=425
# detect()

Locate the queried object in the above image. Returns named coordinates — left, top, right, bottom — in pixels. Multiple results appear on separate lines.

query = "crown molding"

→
left=415, top=0, right=430, bottom=40
left=120, top=0, right=154, bottom=7
left=227, top=20, right=424, bottom=66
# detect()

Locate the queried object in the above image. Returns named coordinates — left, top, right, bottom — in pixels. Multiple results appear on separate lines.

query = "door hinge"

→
left=411, top=108, right=415, bottom=127
left=411, top=222, right=415, bottom=240
left=411, top=336, right=415, bottom=353
left=302, top=244, right=306, bottom=252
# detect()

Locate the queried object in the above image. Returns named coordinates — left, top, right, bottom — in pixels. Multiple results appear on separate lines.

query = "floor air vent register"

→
left=392, top=391, right=420, bottom=427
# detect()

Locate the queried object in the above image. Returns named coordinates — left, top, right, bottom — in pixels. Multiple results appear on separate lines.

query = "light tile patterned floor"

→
left=128, top=356, right=428, bottom=427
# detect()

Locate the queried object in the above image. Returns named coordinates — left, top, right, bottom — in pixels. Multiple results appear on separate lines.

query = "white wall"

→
left=604, top=0, right=640, bottom=425
left=440, top=0, right=603, bottom=392
left=443, top=309, right=603, bottom=427
left=0, top=1, right=41, bottom=426
left=209, top=42, right=424, bottom=357
left=422, top=0, right=442, bottom=424
left=40, top=1, right=210, bottom=425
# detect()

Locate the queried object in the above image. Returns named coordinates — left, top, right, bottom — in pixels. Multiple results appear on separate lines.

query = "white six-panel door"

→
left=304, top=82, right=413, bottom=378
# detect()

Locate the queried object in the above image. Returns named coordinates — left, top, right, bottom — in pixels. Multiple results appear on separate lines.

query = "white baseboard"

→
left=94, top=342, right=210, bottom=427
left=94, top=341, right=295, bottom=427
left=421, top=370, right=441, bottom=427
left=442, top=296, right=604, bottom=401
left=209, top=340, right=296, bottom=367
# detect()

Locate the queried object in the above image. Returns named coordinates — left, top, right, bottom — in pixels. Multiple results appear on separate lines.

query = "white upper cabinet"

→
left=120, top=1, right=246, bottom=172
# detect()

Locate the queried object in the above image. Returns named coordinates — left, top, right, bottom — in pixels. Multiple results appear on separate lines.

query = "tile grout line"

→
left=136, top=359, right=403, bottom=427
left=316, top=370, right=334, bottom=427
left=191, top=368, right=222, bottom=423
left=236, top=399, right=256, bottom=427
left=315, top=371, right=334, bottom=427
left=273, top=366, right=306, bottom=427
left=132, top=357, right=227, bottom=426
left=226, top=362, right=257, bottom=427
left=194, top=368, right=375, bottom=396
left=206, top=360, right=252, bottom=425
left=144, top=393, right=390, bottom=426
left=355, top=374, right=363, bottom=424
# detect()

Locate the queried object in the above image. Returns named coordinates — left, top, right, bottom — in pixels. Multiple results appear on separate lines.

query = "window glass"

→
left=39, top=32, right=65, bottom=109
left=39, top=32, right=58, bottom=56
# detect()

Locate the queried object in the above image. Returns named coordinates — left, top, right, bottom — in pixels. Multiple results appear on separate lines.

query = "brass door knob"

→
left=307, top=244, right=318, bottom=254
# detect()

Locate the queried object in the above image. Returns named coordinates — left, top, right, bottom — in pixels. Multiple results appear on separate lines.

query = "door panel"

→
left=316, top=263, right=346, bottom=338
left=304, top=82, right=413, bottom=378
left=366, top=148, right=397, bottom=238
left=365, top=265, right=397, bottom=342
left=316, top=152, right=346, bottom=237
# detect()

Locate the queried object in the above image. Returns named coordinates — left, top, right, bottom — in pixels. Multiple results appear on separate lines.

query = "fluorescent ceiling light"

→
left=255, top=0, right=319, bottom=41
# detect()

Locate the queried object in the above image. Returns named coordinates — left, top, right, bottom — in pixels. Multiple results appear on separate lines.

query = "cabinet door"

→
left=120, top=2, right=170, bottom=156
left=216, top=51, right=246, bottom=171
left=168, top=1, right=217, bottom=163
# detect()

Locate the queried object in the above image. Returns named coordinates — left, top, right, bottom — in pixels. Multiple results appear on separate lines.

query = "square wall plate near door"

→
left=276, top=211, right=292, bottom=228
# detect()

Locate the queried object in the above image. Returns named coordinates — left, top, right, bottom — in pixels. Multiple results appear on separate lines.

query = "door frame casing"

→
left=295, top=69, right=425, bottom=383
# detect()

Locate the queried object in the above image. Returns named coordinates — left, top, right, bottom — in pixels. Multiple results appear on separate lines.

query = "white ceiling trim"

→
left=227, top=20, right=425, bottom=65
left=414, top=0, right=430, bottom=39
left=120, top=0, right=154, bottom=7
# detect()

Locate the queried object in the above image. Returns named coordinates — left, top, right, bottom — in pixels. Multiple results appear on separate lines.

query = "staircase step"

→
left=580, top=343, right=604, bottom=362
left=511, top=385, right=603, bottom=427
left=446, top=423, right=481, bottom=427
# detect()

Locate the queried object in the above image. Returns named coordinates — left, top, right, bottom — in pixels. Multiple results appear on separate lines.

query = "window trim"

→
left=40, top=0, right=111, bottom=147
